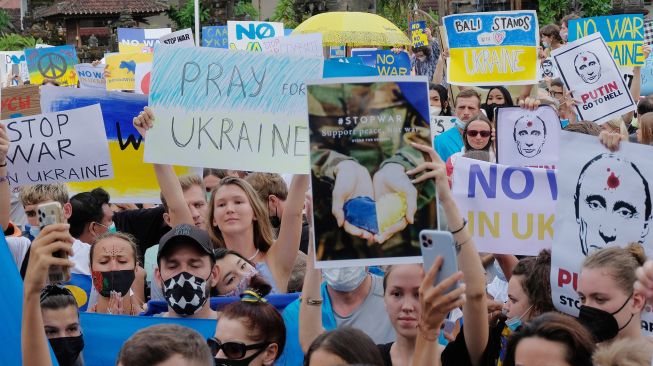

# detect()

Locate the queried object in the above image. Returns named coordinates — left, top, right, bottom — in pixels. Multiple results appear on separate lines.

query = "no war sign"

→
left=228, top=21, right=284, bottom=51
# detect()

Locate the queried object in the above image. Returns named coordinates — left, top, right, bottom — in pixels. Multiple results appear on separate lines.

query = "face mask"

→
left=49, top=335, right=84, bottom=366
left=560, top=30, right=568, bottom=41
left=505, top=305, right=532, bottom=332
left=92, top=270, right=135, bottom=297
left=429, top=106, right=442, bottom=119
left=482, top=103, right=497, bottom=122
left=29, top=225, right=40, bottom=238
left=323, top=267, right=367, bottom=292
left=206, top=192, right=212, bottom=202
left=453, top=118, right=466, bottom=130
left=107, top=222, right=117, bottom=233
left=162, top=271, right=210, bottom=316
left=542, top=41, right=550, bottom=49
left=417, top=56, right=426, bottom=62
left=222, top=269, right=258, bottom=297
left=214, top=347, right=268, bottom=366
left=578, top=293, right=634, bottom=342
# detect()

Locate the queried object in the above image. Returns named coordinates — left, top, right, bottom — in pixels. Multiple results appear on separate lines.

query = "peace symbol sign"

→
left=37, top=53, right=67, bottom=79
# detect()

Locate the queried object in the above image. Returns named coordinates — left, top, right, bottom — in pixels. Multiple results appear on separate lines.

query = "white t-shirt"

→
left=6, top=236, right=30, bottom=269
left=70, top=239, right=91, bottom=276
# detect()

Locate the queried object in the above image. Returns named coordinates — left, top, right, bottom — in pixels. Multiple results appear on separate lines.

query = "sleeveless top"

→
left=255, top=262, right=280, bottom=294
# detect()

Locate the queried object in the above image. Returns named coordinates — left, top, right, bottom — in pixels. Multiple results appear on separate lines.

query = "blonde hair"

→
left=245, top=173, right=288, bottom=202
left=160, top=174, right=204, bottom=213
left=638, top=112, right=653, bottom=145
left=19, top=184, right=69, bottom=207
left=603, top=117, right=629, bottom=137
left=582, top=243, right=647, bottom=295
left=207, top=176, right=275, bottom=252
left=593, top=337, right=653, bottom=366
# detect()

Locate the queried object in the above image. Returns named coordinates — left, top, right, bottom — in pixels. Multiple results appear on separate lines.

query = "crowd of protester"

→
left=4, top=13, right=653, bottom=366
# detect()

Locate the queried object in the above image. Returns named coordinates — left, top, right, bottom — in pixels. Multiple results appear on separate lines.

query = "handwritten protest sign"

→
left=24, top=45, right=78, bottom=86
left=118, top=28, right=171, bottom=53
left=40, top=87, right=197, bottom=203
left=308, top=76, right=432, bottom=267
left=569, top=14, right=645, bottom=67
left=1, top=84, right=41, bottom=119
left=375, top=50, right=410, bottom=75
left=495, top=106, right=560, bottom=168
left=0, top=51, right=29, bottom=85
left=411, top=21, right=429, bottom=47
left=552, top=33, right=635, bottom=124
left=201, top=26, right=228, bottom=48
left=227, top=21, right=284, bottom=51
left=160, top=28, right=194, bottom=47
left=641, top=54, right=653, bottom=95
left=430, top=116, right=456, bottom=146
left=2, top=104, right=113, bottom=185
left=452, top=157, right=556, bottom=255
left=551, top=131, right=653, bottom=335
left=105, top=52, right=153, bottom=91
left=260, top=33, right=323, bottom=58
left=443, top=10, right=539, bottom=86
left=75, top=63, right=106, bottom=89
left=145, top=46, right=322, bottom=173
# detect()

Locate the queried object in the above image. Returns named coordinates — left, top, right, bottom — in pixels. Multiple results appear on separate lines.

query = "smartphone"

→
left=419, top=229, right=459, bottom=294
left=37, top=202, right=70, bottom=283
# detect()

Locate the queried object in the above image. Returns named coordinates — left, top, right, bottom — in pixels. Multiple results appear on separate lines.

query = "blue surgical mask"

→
left=29, top=226, right=41, bottom=238
left=505, top=305, right=533, bottom=331
left=454, top=118, right=466, bottom=130
left=107, top=222, right=117, bottom=233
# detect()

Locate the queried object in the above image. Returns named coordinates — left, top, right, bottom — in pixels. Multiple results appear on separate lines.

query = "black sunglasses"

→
left=40, top=284, right=74, bottom=303
left=466, top=130, right=491, bottom=138
left=207, top=337, right=270, bottom=359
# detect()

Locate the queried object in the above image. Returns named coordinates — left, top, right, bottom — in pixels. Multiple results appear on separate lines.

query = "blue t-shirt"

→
left=434, top=127, right=463, bottom=162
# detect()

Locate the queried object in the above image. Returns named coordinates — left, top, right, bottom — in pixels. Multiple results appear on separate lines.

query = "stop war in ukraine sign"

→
left=443, top=10, right=539, bottom=86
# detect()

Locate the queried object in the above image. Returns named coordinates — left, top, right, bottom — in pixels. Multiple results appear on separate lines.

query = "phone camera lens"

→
left=427, top=238, right=433, bottom=245
left=421, top=234, right=427, bottom=241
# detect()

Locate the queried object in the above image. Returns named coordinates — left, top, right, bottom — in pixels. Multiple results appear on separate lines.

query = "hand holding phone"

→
left=37, top=202, right=70, bottom=283
left=23, top=223, right=74, bottom=295
left=420, top=230, right=459, bottom=293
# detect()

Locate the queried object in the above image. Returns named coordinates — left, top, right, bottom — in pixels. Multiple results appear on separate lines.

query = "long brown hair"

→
left=207, top=176, right=275, bottom=252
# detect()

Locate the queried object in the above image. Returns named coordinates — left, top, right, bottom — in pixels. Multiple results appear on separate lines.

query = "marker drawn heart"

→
left=493, top=31, right=506, bottom=45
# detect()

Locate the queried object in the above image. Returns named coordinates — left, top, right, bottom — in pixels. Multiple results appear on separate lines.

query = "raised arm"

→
left=267, top=174, right=310, bottom=292
left=408, top=143, right=488, bottom=366
left=433, top=48, right=448, bottom=85
left=298, top=214, right=326, bottom=352
left=133, top=107, right=193, bottom=227
left=624, top=44, right=651, bottom=123
left=22, top=224, right=74, bottom=366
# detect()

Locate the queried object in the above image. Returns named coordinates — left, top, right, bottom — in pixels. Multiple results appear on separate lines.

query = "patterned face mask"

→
left=222, top=268, right=258, bottom=297
left=162, top=271, right=210, bottom=316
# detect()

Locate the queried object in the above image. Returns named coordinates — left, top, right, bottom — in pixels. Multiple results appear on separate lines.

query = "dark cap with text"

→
left=157, top=224, right=213, bottom=261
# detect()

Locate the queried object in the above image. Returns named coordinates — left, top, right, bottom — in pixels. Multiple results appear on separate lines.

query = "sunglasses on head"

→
left=207, top=337, right=270, bottom=359
left=466, top=130, right=491, bottom=138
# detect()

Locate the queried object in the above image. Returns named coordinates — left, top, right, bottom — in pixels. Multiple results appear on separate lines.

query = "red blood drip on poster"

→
left=607, top=172, right=620, bottom=189
left=527, top=121, right=533, bottom=127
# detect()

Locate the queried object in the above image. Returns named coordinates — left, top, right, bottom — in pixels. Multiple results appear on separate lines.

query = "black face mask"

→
left=92, top=269, right=135, bottom=297
left=214, top=347, right=268, bottom=366
left=162, top=271, right=210, bottom=316
left=269, top=207, right=281, bottom=229
left=49, top=335, right=84, bottom=366
left=578, top=293, right=634, bottom=343
left=482, top=103, right=498, bottom=122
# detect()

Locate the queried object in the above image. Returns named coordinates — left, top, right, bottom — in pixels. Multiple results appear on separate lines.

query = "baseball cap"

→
left=157, top=224, right=213, bottom=262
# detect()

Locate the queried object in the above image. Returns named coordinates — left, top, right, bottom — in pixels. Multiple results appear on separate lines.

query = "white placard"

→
left=260, top=33, right=323, bottom=58
left=160, top=28, right=195, bottom=47
left=227, top=21, right=284, bottom=51
left=74, top=63, right=106, bottom=89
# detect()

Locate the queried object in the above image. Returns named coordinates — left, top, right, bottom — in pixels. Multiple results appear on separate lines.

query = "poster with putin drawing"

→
left=308, top=76, right=433, bottom=268
left=552, top=33, right=636, bottom=124
left=443, top=10, right=539, bottom=86
left=495, top=105, right=561, bottom=169
left=551, top=131, right=653, bottom=335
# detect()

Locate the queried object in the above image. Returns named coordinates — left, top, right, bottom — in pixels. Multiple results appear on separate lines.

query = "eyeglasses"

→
left=40, top=284, right=74, bottom=303
left=207, top=337, right=270, bottom=359
left=466, top=130, right=491, bottom=138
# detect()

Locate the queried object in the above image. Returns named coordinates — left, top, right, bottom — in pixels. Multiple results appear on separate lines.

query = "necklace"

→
left=247, top=249, right=260, bottom=261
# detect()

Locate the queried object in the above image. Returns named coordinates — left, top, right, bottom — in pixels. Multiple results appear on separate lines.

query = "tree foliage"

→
left=271, top=0, right=302, bottom=28
left=0, top=34, right=42, bottom=51
left=167, top=0, right=211, bottom=29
